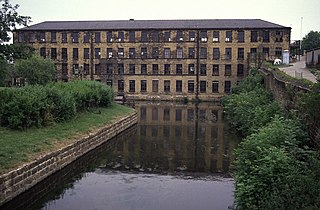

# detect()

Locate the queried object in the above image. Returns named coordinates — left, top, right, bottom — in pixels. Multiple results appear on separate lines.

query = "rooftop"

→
left=16, top=19, right=290, bottom=31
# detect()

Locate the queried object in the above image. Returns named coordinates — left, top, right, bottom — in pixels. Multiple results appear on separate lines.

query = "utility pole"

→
left=299, top=17, right=303, bottom=61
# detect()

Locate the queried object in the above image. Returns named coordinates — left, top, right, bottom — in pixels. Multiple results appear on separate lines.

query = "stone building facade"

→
left=14, top=19, right=291, bottom=100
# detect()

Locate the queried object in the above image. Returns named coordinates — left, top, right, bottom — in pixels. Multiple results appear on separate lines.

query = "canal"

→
left=1, top=102, right=240, bottom=210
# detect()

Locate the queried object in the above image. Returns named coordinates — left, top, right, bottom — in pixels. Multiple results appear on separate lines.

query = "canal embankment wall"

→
left=0, top=112, right=138, bottom=206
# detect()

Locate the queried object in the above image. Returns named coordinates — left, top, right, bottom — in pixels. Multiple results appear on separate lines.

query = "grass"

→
left=0, top=103, right=134, bottom=175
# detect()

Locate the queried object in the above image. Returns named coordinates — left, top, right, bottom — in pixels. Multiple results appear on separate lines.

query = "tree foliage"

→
left=0, top=0, right=31, bottom=43
left=15, top=55, right=55, bottom=85
left=301, top=31, right=320, bottom=51
left=0, top=58, right=8, bottom=86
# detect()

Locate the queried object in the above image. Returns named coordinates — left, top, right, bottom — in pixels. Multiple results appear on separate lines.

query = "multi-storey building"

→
left=14, top=19, right=290, bottom=100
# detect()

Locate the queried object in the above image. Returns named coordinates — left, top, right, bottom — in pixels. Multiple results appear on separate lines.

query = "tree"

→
left=301, top=31, right=320, bottom=51
left=0, top=58, right=8, bottom=86
left=15, top=55, right=55, bottom=85
left=0, top=0, right=31, bottom=43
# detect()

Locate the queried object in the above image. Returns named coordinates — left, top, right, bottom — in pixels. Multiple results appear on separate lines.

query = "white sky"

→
left=11, top=0, right=320, bottom=40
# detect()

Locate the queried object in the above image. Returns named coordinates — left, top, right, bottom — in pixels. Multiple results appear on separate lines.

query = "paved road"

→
left=279, top=56, right=318, bottom=83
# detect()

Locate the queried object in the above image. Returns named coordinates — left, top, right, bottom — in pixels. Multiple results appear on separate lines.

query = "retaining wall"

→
left=0, top=112, right=138, bottom=206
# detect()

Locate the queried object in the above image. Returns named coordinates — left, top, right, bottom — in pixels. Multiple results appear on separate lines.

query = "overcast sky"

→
left=11, top=0, right=320, bottom=40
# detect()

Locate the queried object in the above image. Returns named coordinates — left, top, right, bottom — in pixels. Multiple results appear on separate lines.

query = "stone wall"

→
left=0, top=112, right=137, bottom=206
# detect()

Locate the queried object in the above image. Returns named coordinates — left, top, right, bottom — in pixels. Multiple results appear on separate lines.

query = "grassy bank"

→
left=0, top=103, right=134, bottom=175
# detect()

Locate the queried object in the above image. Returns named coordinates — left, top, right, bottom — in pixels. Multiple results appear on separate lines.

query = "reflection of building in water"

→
left=105, top=102, right=238, bottom=174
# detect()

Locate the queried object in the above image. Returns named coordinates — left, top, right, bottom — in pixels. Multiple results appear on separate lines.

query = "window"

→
left=176, top=48, right=183, bottom=58
left=84, top=64, right=89, bottom=75
left=51, top=48, right=57, bottom=60
left=224, top=81, right=231, bottom=93
left=238, top=31, right=244, bottom=42
left=107, top=31, right=113, bottom=42
left=151, top=31, right=159, bottom=42
left=237, top=64, right=244, bottom=76
left=152, top=80, right=159, bottom=92
left=29, top=32, right=35, bottom=43
left=84, top=32, right=90, bottom=43
left=212, top=64, right=219, bottom=76
left=276, top=31, right=283, bottom=42
left=141, top=64, right=147, bottom=74
left=72, top=32, right=78, bottom=43
left=107, top=48, right=113, bottom=58
left=152, top=108, right=158, bottom=121
left=163, top=108, right=170, bottom=121
left=188, top=64, right=195, bottom=75
left=62, top=63, right=68, bottom=75
left=188, top=80, right=194, bottom=93
left=141, top=80, right=147, bottom=92
left=152, top=64, right=158, bottom=74
left=118, top=63, right=124, bottom=74
left=164, top=48, right=171, bottom=58
left=263, top=47, right=269, bottom=56
left=176, top=30, right=183, bottom=41
left=250, top=48, right=257, bottom=54
left=38, top=32, right=46, bottom=43
left=141, top=47, right=147, bottom=59
left=129, top=80, right=135, bottom=92
left=200, top=31, right=207, bottom=42
left=84, top=48, right=89, bottom=59
left=176, top=80, right=182, bottom=92
left=164, top=31, right=171, bottom=41
left=40, top=47, right=46, bottom=58
left=200, top=81, right=206, bottom=93
left=251, top=31, right=258, bottom=42
left=141, top=31, right=148, bottom=42
left=62, top=48, right=68, bottom=60
left=152, top=47, right=159, bottom=59
left=225, top=64, right=232, bottom=76
left=118, top=80, right=124, bottom=92
left=200, top=47, right=207, bottom=59
left=213, top=31, right=219, bottom=42
left=238, top=48, right=244, bottom=60
left=73, top=64, right=79, bottom=75
left=61, top=32, right=67, bottom=43
left=107, top=63, right=113, bottom=74
left=275, top=47, right=282, bottom=57
left=106, top=79, right=112, bottom=87
left=51, top=32, right=56, bottom=43
left=212, top=81, right=219, bottom=93
left=164, top=64, right=170, bottom=75
left=118, top=48, right=124, bottom=58
left=18, top=32, right=24, bottom=42
left=118, top=31, right=124, bottom=42
left=263, top=31, right=270, bottom=42
left=129, top=31, right=135, bottom=42
left=176, top=64, right=182, bottom=75
left=200, top=64, right=206, bottom=76
left=225, top=31, right=232, bottom=42
left=176, top=110, right=182, bottom=122
left=188, top=48, right=195, bottom=58
left=189, top=31, right=195, bottom=41
left=95, top=64, right=101, bottom=75
left=73, top=48, right=78, bottom=60
left=164, top=80, right=170, bottom=92
left=225, top=48, right=232, bottom=60
left=213, top=48, right=220, bottom=60
left=95, top=48, right=101, bottom=59
left=129, top=64, right=135, bottom=74
left=129, top=48, right=135, bottom=59
left=95, top=32, right=100, bottom=43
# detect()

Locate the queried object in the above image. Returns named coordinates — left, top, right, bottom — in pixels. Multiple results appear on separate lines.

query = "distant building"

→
left=14, top=19, right=291, bottom=101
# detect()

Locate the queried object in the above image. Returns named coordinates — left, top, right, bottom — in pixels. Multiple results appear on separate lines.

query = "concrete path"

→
left=279, top=56, right=318, bottom=83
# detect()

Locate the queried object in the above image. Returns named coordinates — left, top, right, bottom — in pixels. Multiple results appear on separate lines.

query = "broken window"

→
left=40, top=47, right=46, bottom=58
left=95, top=64, right=101, bottom=75
left=237, top=31, right=244, bottom=42
left=188, top=64, right=195, bottom=75
left=224, top=81, right=231, bottom=93
left=141, top=47, right=147, bottom=59
left=152, top=31, right=159, bottom=42
left=164, top=31, right=171, bottom=42
left=62, top=63, right=68, bottom=75
left=189, top=31, right=195, bottom=41
left=51, top=32, right=56, bottom=43
left=238, top=48, right=244, bottom=60
left=176, top=31, right=183, bottom=42
left=84, top=48, right=89, bottom=59
left=263, top=31, right=270, bottom=42
left=62, top=48, right=68, bottom=60
left=129, top=48, right=135, bottom=59
left=263, top=47, right=269, bottom=56
left=129, top=80, right=135, bottom=92
left=95, top=32, right=100, bottom=43
left=129, top=64, right=135, bottom=74
left=250, top=48, right=257, bottom=54
left=212, top=64, right=219, bottom=76
left=61, top=32, right=67, bottom=43
left=200, top=64, right=207, bottom=76
left=129, top=31, right=135, bottom=42
left=118, top=48, right=124, bottom=58
left=118, top=31, right=124, bottom=42
left=141, top=80, right=147, bottom=92
left=276, top=31, right=283, bottom=42
left=177, top=47, right=183, bottom=58
left=188, top=80, right=194, bottom=93
left=200, top=47, right=207, bottom=59
left=225, top=48, right=232, bottom=60
left=200, top=81, right=206, bottom=93
left=107, top=31, right=113, bottom=42
left=164, top=80, right=170, bottom=92
left=164, top=64, right=170, bottom=75
left=237, top=64, right=244, bottom=76
left=84, top=64, right=89, bottom=75
left=212, top=81, right=219, bottom=93
left=141, top=64, right=147, bottom=74
left=73, top=48, right=78, bottom=60
left=152, top=47, right=159, bottom=59
left=152, top=64, right=159, bottom=74
left=225, top=64, right=232, bottom=76
left=118, top=63, right=124, bottom=74
left=213, top=31, right=219, bottom=42
left=107, top=48, right=113, bottom=58
left=251, top=31, right=258, bottom=42
left=95, top=48, right=101, bottom=59
left=51, top=48, right=57, bottom=60
left=164, top=48, right=171, bottom=58
left=141, top=31, right=148, bottom=42
left=118, top=80, right=124, bottom=92
left=176, top=80, right=182, bottom=92
left=225, top=31, right=232, bottom=42
left=213, top=48, right=220, bottom=60
left=107, top=64, right=113, bottom=74
left=176, top=64, right=182, bottom=75
left=188, top=48, right=195, bottom=58
left=72, top=32, right=78, bottom=43
left=38, top=32, right=46, bottom=43
left=106, top=79, right=112, bottom=87
left=84, top=32, right=90, bottom=43
left=200, top=31, right=207, bottom=42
